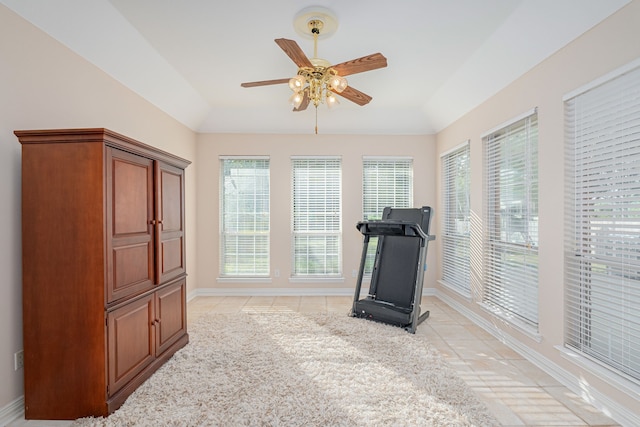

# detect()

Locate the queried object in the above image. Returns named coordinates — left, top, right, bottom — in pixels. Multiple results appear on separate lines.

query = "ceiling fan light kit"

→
left=241, top=6, right=387, bottom=133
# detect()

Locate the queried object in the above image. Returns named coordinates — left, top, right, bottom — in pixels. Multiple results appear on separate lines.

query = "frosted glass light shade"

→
left=326, top=93, right=339, bottom=108
left=289, top=75, right=306, bottom=92
left=289, top=92, right=304, bottom=108
left=329, top=75, right=347, bottom=93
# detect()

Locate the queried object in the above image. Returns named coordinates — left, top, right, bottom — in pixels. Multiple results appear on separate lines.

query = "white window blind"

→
left=362, top=157, right=413, bottom=219
left=220, top=157, right=270, bottom=276
left=483, top=111, right=539, bottom=329
left=564, top=63, right=640, bottom=382
left=362, top=157, right=413, bottom=273
left=292, top=157, right=342, bottom=276
left=441, top=143, right=471, bottom=295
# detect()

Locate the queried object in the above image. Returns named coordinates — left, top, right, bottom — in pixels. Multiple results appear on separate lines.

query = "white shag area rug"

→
left=73, top=311, right=499, bottom=427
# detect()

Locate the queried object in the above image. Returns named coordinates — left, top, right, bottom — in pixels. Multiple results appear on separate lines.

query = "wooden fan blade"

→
left=293, top=91, right=310, bottom=112
left=331, top=53, right=387, bottom=76
left=275, top=38, right=313, bottom=68
left=241, top=78, right=290, bottom=88
left=333, top=86, right=372, bottom=106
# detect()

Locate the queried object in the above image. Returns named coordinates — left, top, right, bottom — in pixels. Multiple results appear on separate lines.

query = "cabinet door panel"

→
left=155, top=279, right=187, bottom=355
left=114, top=243, right=152, bottom=290
left=113, top=160, right=150, bottom=234
left=161, top=238, right=183, bottom=274
left=160, top=169, right=182, bottom=231
left=107, top=148, right=155, bottom=302
left=107, top=295, right=155, bottom=396
left=156, top=163, right=186, bottom=283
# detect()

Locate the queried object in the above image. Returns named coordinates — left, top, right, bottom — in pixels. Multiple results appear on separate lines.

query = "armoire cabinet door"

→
left=107, top=295, right=155, bottom=396
left=106, top=148, right=155, bottom=303
left=156, top=162, right=186, bottom=283
left=155, top=279, right=187, bottom=355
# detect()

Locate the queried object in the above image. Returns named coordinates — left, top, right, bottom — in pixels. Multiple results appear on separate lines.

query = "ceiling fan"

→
left=240, top=8, right=387, bottom=133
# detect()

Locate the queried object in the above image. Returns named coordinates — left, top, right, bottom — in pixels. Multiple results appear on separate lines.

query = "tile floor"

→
left=10, top=295, right=621, bottom=427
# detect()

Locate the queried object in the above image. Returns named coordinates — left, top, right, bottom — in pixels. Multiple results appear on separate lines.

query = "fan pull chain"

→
left=315, top=106, right=318, bottom=134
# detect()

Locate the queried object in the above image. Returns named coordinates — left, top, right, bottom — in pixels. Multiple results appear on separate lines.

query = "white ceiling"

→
left=2, top=0, right=630, bottom=134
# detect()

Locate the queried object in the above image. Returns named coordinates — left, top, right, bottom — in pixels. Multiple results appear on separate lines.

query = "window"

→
left=441, top=142, right=471, bottom=296
left=292, top=157, right=342, bottom=277
left=483, top=110, right=539, bottom=329
left=362, top=157, right=413, bottom=273
left=564, top=62, right=640, bottom=381
left=362, top=157, right=413, bottom=219
left=220, top=157, right=269, bottom=277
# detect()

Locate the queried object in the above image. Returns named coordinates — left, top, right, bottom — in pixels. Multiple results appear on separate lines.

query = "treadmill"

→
left=350, top=206, right=435, bottom=333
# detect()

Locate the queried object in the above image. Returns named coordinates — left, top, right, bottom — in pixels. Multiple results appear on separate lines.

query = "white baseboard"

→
left=188, top=286, right=437, bottom=301
left=422, top=287, right=437, bottom=297
left=188, top=287, right=360, bottom=301
left=436, top=290, right=640, bottom=427
left=0, top=396, right=23, bottom=427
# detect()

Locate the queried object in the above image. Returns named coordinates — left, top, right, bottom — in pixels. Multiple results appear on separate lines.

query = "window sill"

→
left=437, top=279, right=473, bottom=302
left=289, top=276, right=345, bottom=284
left=217, top=277, right=272, bottom=283
left=555, top=345, right=640, bottom=400
left=478, top=302, right=542, bottom=343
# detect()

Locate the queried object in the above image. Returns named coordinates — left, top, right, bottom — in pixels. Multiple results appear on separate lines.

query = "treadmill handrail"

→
left=356, top=220, right=428, bottom=240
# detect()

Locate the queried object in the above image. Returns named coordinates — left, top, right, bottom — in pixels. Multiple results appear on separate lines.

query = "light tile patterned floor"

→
left=11, top=295, right=621, bottom=427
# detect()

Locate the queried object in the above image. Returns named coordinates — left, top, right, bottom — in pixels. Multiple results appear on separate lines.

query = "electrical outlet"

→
left=14, top=350, right=24, bottom=371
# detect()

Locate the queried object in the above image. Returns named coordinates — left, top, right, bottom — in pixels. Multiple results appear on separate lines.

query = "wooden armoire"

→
left=16, top=128, right=190, bottom=420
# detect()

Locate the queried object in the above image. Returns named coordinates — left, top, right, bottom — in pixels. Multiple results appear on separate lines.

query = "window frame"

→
left=291, top=156, right=342, bottom=278
left=564, top=60, right=640, bottom=383
left=440, top=141, right=471, bottom=296
left=482, top=109, right=539, bottom=331
left=219, top=156, right=270, bottom=278
left=362, top=156, right=414, bottom=274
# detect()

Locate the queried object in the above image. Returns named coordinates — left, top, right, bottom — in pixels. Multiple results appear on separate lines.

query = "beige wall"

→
left=435, top=0, right=640, bottom=420
left=195, top=133, right=437, bottom=293
left=0, top=6, right=197, bottom=409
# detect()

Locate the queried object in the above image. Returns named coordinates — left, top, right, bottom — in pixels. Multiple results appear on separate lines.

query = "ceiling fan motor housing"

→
left=293, top=7, right=338, bottom=40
